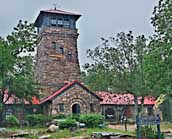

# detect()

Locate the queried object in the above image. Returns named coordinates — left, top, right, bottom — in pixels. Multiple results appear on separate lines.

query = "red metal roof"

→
left=39, top=80, right=102, bottom=104
left=3, top=86, right=155, bottom=106
left=3, top=90, right=38, bottom=105
left=32, top=96, right=40, bottom=104
left=3, top=91, right=16, bottom=104
left=97, top=92, right=156, bottom=105
left=39, top=80, right=77, bottom=104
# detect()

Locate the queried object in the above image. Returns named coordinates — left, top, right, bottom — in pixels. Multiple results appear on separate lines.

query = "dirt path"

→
left=108, top=124, right=136, bottom=131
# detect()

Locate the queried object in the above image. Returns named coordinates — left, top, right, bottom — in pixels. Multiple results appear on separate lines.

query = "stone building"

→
left=39, top=80, right=102, bottom=115
left=97, top=92, right=155, bottom=121
left=3, top=8, right=156, bottom=122
left=33, top=8, right=155, bottom=116
left=34, top=9, right=81, bottom=96
left=34, top=8, right=102, bottom=114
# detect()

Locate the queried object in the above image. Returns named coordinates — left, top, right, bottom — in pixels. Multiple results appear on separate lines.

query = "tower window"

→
left=67, top=51, right=72, bottom=61
left=59, top=103, right=64, bottom=112
left=59, top=47, right=64, bottom=54
left=57, top=19, right=63, bottom=27
left=52, top=42, right=57, bottom=49
left=64, top=19, right=70, bottom=28
left=50, top=18, right=57, bottom=26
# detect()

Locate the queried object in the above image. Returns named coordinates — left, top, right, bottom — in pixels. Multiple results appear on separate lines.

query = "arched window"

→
left=90, top=103, right=95, bottom=112
left=52, top=42, right=57, bottom=49
left=67, top=51, right=72, bottom=61
left=59, top=103, right=64, bottom=112
left=59, top=47, right=64, bottom=54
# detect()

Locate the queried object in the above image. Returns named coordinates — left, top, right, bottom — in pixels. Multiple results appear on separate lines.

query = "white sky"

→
left=0, top=0, right=159, bottom=66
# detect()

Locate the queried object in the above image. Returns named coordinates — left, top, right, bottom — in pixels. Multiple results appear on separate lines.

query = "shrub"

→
left=51, top=114, right=66, bottom=119
left=68, top=114, right=80, bottom=121
left=6, top=115, right=19, bottom=127
left=25, top=114, right=51, bottom=127
left=59, top=118, right=77, bottom=129
left=79, top=114, right=104, bottom=128
left=136, top=126, right=164, bottom=139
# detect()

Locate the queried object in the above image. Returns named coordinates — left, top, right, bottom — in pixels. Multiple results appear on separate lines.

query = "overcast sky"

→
left=0, top=0, right=159, bottom=66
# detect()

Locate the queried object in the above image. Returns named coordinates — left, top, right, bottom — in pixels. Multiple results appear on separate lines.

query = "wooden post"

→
left=136, top=115, right=141, bottom=139
left=156, top=115, right=161, bottom=139
left=124, top=116, right=127, bottom=131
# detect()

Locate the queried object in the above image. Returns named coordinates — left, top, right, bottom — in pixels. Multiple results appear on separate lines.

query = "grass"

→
left=5, top=122, right=172, bottom=139
left=144, top=122, right=172, bottom=132
left=4, top=127, right=135, bottom=139
left=160, top=122, right=172, bottom=131
left=35, top=128, right=135, bottom=139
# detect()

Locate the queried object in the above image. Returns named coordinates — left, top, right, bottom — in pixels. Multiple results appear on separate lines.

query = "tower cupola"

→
left=34, top=9, right=81, bottom=34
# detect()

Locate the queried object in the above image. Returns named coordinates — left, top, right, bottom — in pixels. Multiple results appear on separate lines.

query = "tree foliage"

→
left=84, top=31, right=150, bottom=97
left=84, top=0, right=172, bottom=102
left=0, top=20, right=38, bottom=106
left=151, top=0, right=172, bottom=42
left=145, top=0, right=172, bottom=95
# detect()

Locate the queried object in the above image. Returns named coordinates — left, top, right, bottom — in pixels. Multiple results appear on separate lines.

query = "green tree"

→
left=84, top=31, right=151, bottom=117
left=144, top=0, right=172, bottom=121
left=145, top=0, right=172, bottom=94
left=0, top=20, right=38, bottom=123
left=151, top=0, right=172, bottom=43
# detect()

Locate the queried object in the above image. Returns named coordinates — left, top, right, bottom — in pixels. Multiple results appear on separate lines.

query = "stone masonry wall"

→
left=50, top=84, right=101, bottom=115
left=35, top=27, right=81, bottom=96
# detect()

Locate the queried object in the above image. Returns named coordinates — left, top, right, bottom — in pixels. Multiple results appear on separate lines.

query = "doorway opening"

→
left=72, top=103, right=80, bottom=114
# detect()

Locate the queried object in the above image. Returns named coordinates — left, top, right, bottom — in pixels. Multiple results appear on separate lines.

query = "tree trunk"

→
left=134, top=95, right=141, bottom=139
left=134, top=95, right=139, bottom=119
left=0, top=103, right=4, bottom=126
left=140, top=97, right=144, bottom=116
left=0, top=90, right=5, bottom=126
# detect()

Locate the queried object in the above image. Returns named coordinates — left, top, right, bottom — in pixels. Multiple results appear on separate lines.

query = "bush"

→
left=25, top=114, right=51, bottom=127
left=51, top=114, right=66, bottom=119
left=6, top=115, right=19, bottom=127
left=68, top=114, right=80, bottom=121
left=136, top=126, right=164, bottom=139
left=79, top=114, right=104, bottom=128
left=59, top=118, right=77, bottom=129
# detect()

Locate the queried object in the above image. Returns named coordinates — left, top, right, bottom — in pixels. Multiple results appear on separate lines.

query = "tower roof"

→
left=42, top=9, right=81, bottom=16
left=34, top=9, right=81, bottom=27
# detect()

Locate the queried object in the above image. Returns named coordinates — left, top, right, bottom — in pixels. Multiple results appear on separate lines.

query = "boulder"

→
left=47, top=124, right=58, bottom=133
left=79, top=123, right=86, bottom=128
left=76, top=122, right=86, bottom=128
left=39, top=134, right=51, bottom=139
left=0, top=128, right=8, bottom=133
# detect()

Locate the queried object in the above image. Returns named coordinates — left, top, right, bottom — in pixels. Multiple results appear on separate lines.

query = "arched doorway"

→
left=72, top=103, right=80, bottom=114
left=105, top=108, right=115, bottom=119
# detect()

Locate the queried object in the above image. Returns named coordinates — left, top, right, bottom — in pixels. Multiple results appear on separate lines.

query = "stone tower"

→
left=34, top=9, right=81, bottom=96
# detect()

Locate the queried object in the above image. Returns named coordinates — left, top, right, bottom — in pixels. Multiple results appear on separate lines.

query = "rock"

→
left=79, top=123, right=86, bottom=128
left=76, top=122, right=86, bottom=128
left=39, top=135, right=51, bottom=139
left=11, top=131, right=29, bottom=138
left=47, top=124, right=58, bottom=133
left=46, top=119, right=65, bottom=127
left=0, top=128, right=8, bottom=133
left=98, top=123, right=105, bottom=128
